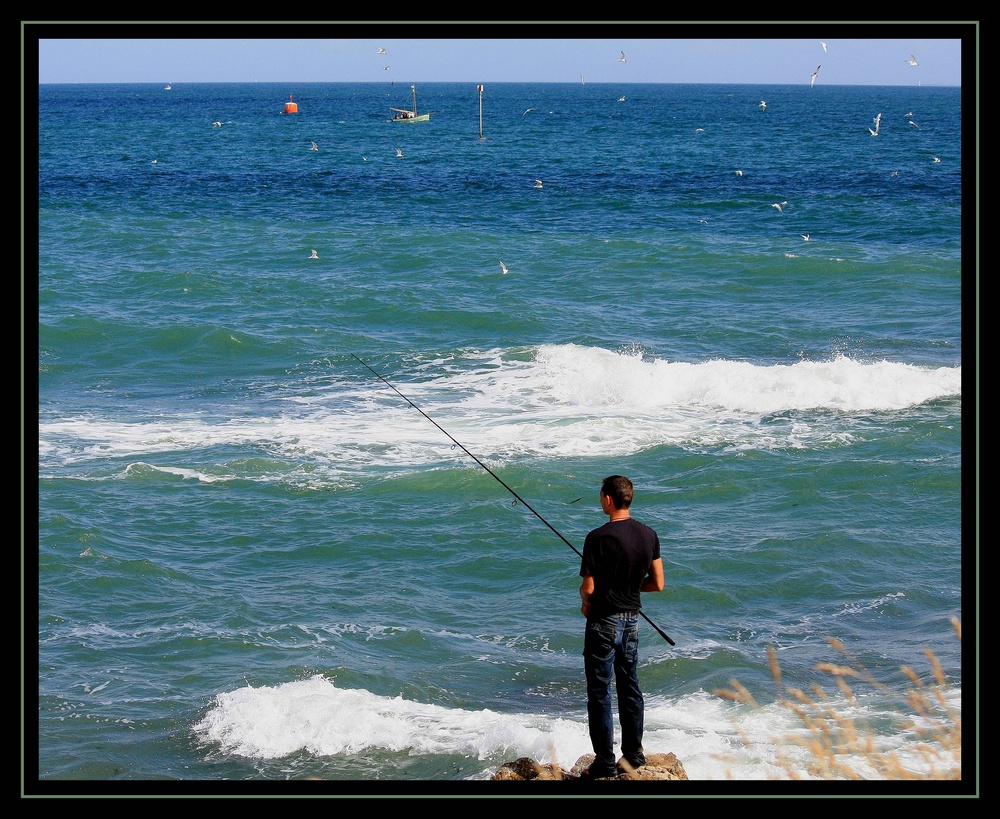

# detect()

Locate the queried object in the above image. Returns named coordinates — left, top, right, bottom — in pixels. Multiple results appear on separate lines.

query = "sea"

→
left=32, top=81, right=971, bottom=796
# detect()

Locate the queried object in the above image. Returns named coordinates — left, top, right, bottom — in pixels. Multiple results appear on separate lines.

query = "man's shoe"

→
left=579, top=764, right=617, bottom=780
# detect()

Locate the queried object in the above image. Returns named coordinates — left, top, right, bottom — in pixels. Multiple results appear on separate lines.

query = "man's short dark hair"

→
left=601, top=475, right=633, bottom=509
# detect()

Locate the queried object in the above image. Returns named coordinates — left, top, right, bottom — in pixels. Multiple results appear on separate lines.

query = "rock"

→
left=491, top=752, right=688, bottom=781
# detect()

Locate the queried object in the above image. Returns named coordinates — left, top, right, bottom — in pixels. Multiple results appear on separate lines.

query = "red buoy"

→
left=284, top=94, right=298, bottom=114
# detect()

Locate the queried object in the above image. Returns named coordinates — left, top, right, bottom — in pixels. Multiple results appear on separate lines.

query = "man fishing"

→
left=578, top=475, right=664, bottom=779
left=351, top=358, right=674, bottom=776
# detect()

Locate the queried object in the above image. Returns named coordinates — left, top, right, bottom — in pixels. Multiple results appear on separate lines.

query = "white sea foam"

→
left=192, top=676, right=961, bottom=780
left=39, top=344, right=962, bottom=485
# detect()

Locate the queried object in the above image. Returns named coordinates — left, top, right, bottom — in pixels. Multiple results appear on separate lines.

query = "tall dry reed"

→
left=714, top=616, right=962, bottom=780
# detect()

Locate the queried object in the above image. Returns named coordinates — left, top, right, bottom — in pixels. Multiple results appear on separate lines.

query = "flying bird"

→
left=908, top=120, right=920, bottom=128
left=533, top=179, right=543, bottom=188
left=618, top=96, right=626, bottom=102
left=522, top=107, right=536, bottom=115
left=735, top=169, right=744, bottom=176
left=868, top=112, right=882, bottom=137
left=759, top=100, right=767, bottom=111
left=377, top=47, right=387, bottom=55
left=383, top=65, right=390, bottom=71
left=395, top=148, right=404, bottom=158
left=906, top=55, right=919, bottom=66
left=772, top=202, right=785, bottom=213
left=801, top=234, right=811, bottom=241
left=933, top=157, right=941, bottom=163
left=310, top=141, right=319, bottom=150
left=499, top=261, right=509, bottom=274
left=821, top=42, right=828, bottom=52
left=212, top=121, right=223, bottom=127
left=309, top=249, right=320, bottom=259
left=619, top=51, right=627, bottom=63
left=810, top=65, right=821, bottom=87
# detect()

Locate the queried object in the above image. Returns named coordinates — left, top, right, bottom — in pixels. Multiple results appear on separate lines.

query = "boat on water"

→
left=391, top=85, right=430, bottom=122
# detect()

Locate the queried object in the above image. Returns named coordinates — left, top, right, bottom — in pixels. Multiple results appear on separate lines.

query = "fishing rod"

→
left=352, top=354, right=675, bottom=646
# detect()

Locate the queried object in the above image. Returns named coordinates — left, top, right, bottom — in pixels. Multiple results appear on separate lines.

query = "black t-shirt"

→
left=580, top=518, right=661, bottom=619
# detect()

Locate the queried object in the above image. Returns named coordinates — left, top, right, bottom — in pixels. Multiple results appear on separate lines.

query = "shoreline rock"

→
left=491, top=752, right=688, bottom=781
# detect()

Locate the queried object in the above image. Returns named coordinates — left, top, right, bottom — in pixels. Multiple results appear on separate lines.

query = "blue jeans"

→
left=583, top=611, right=645, bottom=772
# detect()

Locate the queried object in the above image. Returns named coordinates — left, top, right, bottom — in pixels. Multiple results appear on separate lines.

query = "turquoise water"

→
left=33, top=81, right=968, bottom=794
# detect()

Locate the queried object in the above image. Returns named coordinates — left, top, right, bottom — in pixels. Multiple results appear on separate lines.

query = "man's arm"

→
left=579, top=575, right=595, bottom=617
left=640, top=558, right=664, bottom=593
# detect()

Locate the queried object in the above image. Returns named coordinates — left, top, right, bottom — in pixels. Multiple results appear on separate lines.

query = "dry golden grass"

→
left=714, top=616, right=961, bottom=781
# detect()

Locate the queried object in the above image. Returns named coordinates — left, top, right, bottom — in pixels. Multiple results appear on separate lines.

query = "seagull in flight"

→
left=906, top=55, right=919, bottom=66
left=619, top=51, right=627, bottom=63
left=933, top=156, right=941, bottom=163
left=772, top=202, right=786, bottom=213
left=533, top=179, right=543, bottom=188
left=522, top=107, right=536, bottom=116
left=869, top=112, right=882, bottom=137
left=212, top=121, right=223, bottom=127
left=499, top=260, right=509, bottom=275
left=908, top=120, right=920, bottom=128
left=377, top=47, right=387, bottom=55
left=810, top=65, right=821, bottom=87
left=383, top=65, right=391, bottom=71
left=309, top=249, right=320, bottom=259
left=821, top=42, right=828, bottom=52
left=801, top=234, right=811, bottom=241
left=759, top=100, right=767, bottom=111
left=735, top=169, right=744, bottom=176
left=618, top=96, right=626, bottom=102
left=395, top=148, right=404, bottom=158
left=310, top=141, right=319, bottom=150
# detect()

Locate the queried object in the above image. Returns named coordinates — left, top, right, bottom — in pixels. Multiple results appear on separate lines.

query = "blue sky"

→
left=29, top=25, right=972, bottom=86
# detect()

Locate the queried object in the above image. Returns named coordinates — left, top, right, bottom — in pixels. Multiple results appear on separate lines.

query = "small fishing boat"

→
left=391, top=85, right=431, bottom=122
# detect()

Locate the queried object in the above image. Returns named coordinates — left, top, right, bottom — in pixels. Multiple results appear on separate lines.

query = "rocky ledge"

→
left=491, top=752, right=688, bottom=781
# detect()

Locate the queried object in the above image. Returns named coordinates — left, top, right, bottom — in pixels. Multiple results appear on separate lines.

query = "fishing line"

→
left=352, top=354, right=675, bottom=646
